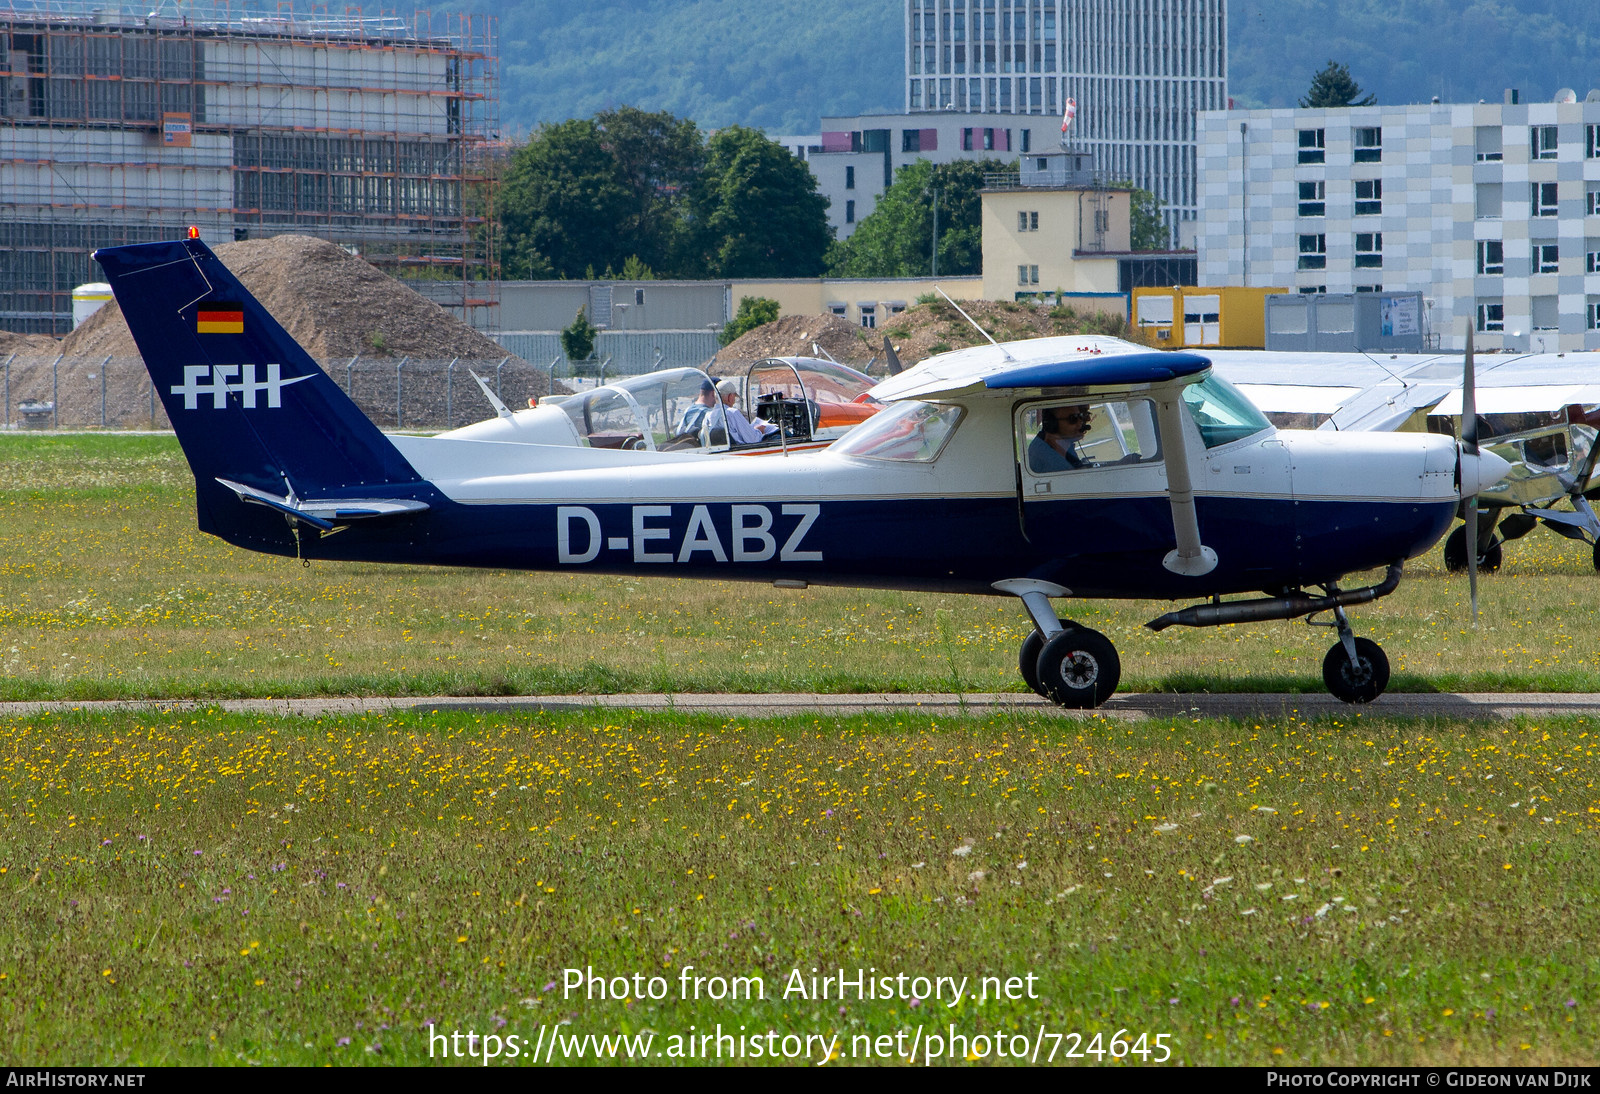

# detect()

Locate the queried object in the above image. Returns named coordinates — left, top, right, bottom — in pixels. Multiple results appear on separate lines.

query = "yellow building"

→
left=980, top=181, right=1128, bottom=301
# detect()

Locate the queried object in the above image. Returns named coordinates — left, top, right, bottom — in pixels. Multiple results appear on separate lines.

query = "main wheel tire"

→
left=1018, top=619, right=1073, bottom=698
left=1036, top=627, right=1121, bottom=709
left=1593, top=539, right=1600, bottom=573
left=1322, top=637, right=1390, bottom=704
left=1443, top=526, right=1503, bottom=574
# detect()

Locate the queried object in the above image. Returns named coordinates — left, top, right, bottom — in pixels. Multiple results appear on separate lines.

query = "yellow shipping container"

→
left=1131, top=286, right=1287, bottom=349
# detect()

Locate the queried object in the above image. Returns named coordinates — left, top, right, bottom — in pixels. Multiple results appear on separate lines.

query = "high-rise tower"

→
left=905, top=0, right=1226, bottom=238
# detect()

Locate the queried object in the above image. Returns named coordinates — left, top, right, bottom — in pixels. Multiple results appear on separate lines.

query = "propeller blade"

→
left=1463, top=322, right=1480, bottom=625
left=1467, top=497, right=1480, bottom=624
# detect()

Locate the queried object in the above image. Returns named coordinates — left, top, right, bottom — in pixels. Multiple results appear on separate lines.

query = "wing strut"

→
left=1155, top=391, right=1217, bottom=576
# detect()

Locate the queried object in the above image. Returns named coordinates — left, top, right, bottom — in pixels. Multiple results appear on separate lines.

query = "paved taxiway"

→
left=3, top=693, right=1600, bottom=720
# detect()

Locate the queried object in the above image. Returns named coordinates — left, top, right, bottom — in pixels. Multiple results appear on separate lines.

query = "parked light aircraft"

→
left=94, top=238, right=1510, bottom=707
left=454, top=358, right=879, bottom=455
left=1208, top=350, right=1600, bottom=572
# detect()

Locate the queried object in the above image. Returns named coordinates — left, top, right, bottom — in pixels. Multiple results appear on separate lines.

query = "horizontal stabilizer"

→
left=216, top=477, right=430, bottom=531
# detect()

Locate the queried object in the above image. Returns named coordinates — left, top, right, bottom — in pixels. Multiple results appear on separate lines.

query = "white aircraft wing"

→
left=1430, top=383, right=1600, bottom=416
left=1208, top=350, right=1600, bottom=432
left=1204, top=350, right=1456, bottom=431
left=871, top=335, right=1161, bottom=401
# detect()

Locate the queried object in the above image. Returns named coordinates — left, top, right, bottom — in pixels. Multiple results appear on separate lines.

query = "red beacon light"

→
left=187, top=226, right=200, bottom=239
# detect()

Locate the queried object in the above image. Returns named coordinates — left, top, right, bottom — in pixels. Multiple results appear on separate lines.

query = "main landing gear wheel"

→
left=1018, top=619, right=1073, bottom=698
left=1443, top=527, right=1502, bottom=574
left=1036, top=627, right=1121, bottom=709
left=1593, top=539, right=1600, bottom=573
left=1322, top=637, right=1390, bottom=704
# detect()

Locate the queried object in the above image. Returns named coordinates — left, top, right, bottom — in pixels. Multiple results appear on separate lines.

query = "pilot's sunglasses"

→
left=1054, top=411, right=1091, bottom=426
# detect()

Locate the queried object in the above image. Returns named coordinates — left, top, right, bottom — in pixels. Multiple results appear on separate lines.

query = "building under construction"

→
left=0, top=0, right=496, bottom=334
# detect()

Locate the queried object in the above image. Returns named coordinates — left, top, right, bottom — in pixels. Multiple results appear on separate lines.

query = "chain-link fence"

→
left=0, top=354, right=559, bottom=432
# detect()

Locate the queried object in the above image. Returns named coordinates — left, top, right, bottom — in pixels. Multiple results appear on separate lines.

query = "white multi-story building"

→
left=809, top=111, right=1060, bottom=239
left=903, top=0, right=1227, bottom=236
left=1197, top=94, right=1600, bottom=352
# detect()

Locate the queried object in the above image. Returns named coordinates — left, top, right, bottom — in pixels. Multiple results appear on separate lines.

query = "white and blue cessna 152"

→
left=94, top=237, right=1511, bottom=708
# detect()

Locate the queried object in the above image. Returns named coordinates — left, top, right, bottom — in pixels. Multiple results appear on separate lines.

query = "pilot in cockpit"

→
left=676, top=379, right=720, bottom=438
left=716, top=379, right=780, bottom=445
left=1029, top=405, right=1093, bottom=472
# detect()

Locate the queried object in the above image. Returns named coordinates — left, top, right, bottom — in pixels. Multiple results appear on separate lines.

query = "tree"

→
left=595, top=106, right=704, bottom=276
left=825, top=158, right=1008, bottom=278
left=500, top=119, right=635, bottom=279
left=1110, top=181, right=1171, bottom=251
left=682, top=126, right=832, bottom=278
left=719, top=296, right=780, bottom=347
left=560, top=306, right=597, bottom=363
left=620, top=255, right=656, bottom=280
left=1299, top=61, right=1376, bottom=108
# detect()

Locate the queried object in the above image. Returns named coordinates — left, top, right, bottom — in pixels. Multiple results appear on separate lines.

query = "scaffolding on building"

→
left=0, top=0, right=498, bottom=334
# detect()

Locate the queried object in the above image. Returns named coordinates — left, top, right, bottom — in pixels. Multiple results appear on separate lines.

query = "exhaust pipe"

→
left=1145, top=563, right=1403, bottom=632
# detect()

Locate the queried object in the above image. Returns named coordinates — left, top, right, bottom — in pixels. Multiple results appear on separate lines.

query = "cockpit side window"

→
left=1020, top=399, right=1161, bottom=474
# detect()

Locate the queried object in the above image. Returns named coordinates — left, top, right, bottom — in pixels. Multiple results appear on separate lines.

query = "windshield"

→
left=751, top=358, right=875, bottom=406
left=1181, top=374, right=1273, bottom=448
left=829, top=400, right=962, bottom=462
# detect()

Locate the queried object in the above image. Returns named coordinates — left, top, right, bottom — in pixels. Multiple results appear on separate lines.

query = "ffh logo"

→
left=170, top=364, right=311, bottom=410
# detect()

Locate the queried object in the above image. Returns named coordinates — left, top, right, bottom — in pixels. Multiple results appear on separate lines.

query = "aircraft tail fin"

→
left=94, top=237, right=429, bottom=551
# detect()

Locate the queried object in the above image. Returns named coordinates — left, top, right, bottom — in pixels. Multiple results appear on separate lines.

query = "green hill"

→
left=455, top=0, right=1600, bottom=132
left=1227, top=0, right=1600, bottom=109
left=465, top=0, right=904, bottom=135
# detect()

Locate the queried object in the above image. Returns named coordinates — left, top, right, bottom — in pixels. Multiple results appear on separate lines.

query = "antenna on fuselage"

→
left=468, top=369, right=514, bottom=419
left=936, top=287, right=1016, bottom=362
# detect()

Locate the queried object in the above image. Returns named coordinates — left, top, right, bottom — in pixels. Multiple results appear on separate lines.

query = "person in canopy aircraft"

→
left=676, top=379, right=720, bottom=438
left=716, top=379, right=779, bottom=444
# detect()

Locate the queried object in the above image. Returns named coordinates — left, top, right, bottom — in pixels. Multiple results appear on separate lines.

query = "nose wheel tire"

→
left=1443, top=527, right=1502, bottom=574
left=1322, top=637, right=1390, bottom=704
left=1018, top=619, right=1074, bottom=698
left=1036, top=627, right=1121, bottom=708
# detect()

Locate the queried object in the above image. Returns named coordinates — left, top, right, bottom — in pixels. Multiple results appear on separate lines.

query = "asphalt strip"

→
left=2, top=693, right=1600, bottom=721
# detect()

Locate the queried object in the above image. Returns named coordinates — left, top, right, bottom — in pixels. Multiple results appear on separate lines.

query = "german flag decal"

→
left=196, top=303, right=244, bottom=335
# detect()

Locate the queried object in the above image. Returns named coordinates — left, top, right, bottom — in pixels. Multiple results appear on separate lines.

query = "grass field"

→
left=1, top=434, right=1598, bottom=701
left=3, top=433, right=1599, bottom=1067
left=3, top=705, right=1597, bottom=1066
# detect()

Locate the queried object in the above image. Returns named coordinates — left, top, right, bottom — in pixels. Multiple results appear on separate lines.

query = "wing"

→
left=1204, top=349, right=1458, bottom=432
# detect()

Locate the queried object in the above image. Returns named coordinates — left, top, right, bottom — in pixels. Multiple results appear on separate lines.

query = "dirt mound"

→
left=712, top=314, right=877, bottom=374
left=61, top=234, right=514, bottom=364
left=711, top=299, right=1145, bottom=379
left=879, top=298, right=1143, bottom=367
left=3, top=235, right=565, bottom=429
left=0, top=330, right=61, bottom=357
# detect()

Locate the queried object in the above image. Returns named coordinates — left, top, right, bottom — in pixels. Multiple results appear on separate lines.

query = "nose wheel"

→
left=1320, top=607, right=1390, bottom=704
